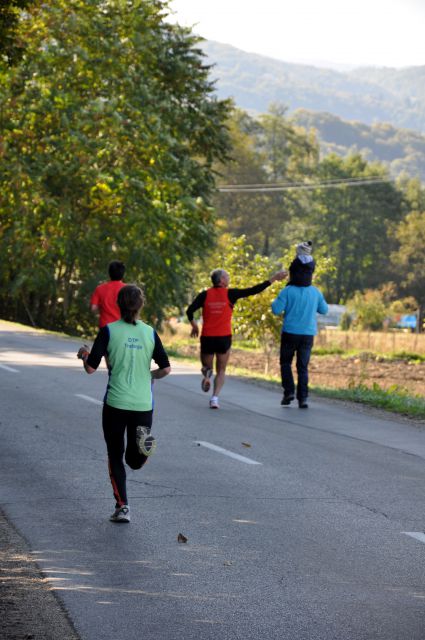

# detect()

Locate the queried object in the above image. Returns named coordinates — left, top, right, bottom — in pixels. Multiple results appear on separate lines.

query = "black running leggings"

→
left=102, top=403, right=153, bottom=507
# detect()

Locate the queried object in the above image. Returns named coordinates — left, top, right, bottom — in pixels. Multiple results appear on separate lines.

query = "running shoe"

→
left=136, top=425, right=157, bottom=456
left=110, top=505, right=130, bottom=523
left=201, top=366, right=213, bottom=392
left=209, top=397, right=219, bottom=409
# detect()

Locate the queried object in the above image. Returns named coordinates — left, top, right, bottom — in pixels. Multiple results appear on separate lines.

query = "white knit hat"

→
left=296, top=241, right=313, bottom=256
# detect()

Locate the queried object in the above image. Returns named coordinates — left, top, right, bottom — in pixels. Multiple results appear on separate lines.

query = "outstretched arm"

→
left=229, top=270, right=287, bottom=303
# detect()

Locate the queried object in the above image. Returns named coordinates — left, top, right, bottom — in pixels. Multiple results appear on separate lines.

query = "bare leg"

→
left=201, top=352, right=214, bottom=371
left=200, top=352, right=214, bottom=392
left=213, top=349, right=231, bottom=397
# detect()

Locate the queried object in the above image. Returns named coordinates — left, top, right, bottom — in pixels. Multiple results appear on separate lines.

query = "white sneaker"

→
left=110, top=505, right=130, bottom=523
left=209, top=397, right=219, bottom=409
left=136, top=426, right=157, bottom=456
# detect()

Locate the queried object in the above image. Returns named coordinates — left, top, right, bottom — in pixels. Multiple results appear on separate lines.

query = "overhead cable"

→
left=217, top=176, right=392, bottom=192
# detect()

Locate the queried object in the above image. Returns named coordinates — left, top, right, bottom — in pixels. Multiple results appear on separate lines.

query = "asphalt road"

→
left=1, top=321, right=425, bottom=640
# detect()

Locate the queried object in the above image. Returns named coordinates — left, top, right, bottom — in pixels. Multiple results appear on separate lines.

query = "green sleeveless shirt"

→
left=105, top=319, right=155, bottom=411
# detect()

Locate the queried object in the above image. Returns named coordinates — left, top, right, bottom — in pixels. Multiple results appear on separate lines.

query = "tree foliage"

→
left=348, top=291, right=387, bottom=331
left=293, top=109, right=425, bottom=183
left=391, top=204, right=425, bottom=330
left=213, top=106, right=318, bottom=256
left=213, top=109, right=407, bottom=305
left=346, top=285, right=395, bottom=331
left=212, top=110, right=269, bottom=251
left=0, top=0, right=36, bottom=65
left=0, top=0, right=231, bottom=332
left=303, top=154, right=404, bottom=302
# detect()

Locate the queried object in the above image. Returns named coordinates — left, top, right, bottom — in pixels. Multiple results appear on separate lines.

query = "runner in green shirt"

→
left=77, top=284, right=171, bottom=523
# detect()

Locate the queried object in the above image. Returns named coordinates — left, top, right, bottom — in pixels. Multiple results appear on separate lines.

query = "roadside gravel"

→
left=0, top=510, right=80, bottom=640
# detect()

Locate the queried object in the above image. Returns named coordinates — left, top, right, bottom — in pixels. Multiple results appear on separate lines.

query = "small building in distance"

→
left=317, top=304, right=347, bottom=329
left=396, top=314, right=417, bottom=330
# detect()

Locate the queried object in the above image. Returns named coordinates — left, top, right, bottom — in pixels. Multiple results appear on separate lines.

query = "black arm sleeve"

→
left=186, top=290, right=207, bottom=321
left=228, top=280, right=271, bottom=304
left=86, top=326, right=109, bottom=370
left=152, top=331, right=170, bottom=369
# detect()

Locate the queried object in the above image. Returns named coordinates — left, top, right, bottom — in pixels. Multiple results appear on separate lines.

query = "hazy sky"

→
left=168, top=0, right=425, bottom=68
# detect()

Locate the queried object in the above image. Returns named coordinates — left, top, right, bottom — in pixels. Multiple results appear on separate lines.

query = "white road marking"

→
left=402, top=532, right=425, bottom=544
left=195, top=441, right=262, bottom=465
left=75, top=394, right=103, bottom=406
left=0, top=363, right=19, bottom=372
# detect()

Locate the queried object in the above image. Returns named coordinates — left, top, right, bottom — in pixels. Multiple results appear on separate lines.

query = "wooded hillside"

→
left=291, top=110, right=425, bottom=182
left=202, top=41, right=425, bottom=134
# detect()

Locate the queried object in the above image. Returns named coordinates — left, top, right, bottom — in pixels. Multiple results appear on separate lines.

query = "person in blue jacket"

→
left=271, top=279, right=328, bottom=408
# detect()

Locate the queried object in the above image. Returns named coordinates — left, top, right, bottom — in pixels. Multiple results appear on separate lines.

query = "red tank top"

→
left=201, top=288, right=233, bottom=337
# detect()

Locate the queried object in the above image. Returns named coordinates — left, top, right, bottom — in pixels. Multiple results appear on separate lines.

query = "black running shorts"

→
left=200, top=335, right=232, bottom=355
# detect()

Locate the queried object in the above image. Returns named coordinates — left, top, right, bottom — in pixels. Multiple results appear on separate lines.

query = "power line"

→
left=217, top=176, right=392, bottom=192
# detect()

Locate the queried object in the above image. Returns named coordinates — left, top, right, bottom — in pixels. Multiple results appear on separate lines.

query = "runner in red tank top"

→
left=186, top=268, right=286, bottom=408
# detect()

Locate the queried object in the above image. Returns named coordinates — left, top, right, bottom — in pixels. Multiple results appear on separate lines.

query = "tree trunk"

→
left=417, top=303, right=424, bottom=334
left=21, top=296, right=36, bottom=327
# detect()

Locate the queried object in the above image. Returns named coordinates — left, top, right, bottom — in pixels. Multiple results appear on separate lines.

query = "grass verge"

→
left=0, top=318, right=86, bottom=341
left=312, top=384, right=425, bottom=420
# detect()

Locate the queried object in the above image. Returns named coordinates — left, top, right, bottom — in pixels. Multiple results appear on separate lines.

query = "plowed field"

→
left=174, top=344, right=425, bottom=396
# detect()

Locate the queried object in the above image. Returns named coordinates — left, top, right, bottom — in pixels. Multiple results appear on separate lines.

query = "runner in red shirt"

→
left=186, top=268, right=286, bottom=409
left=90, top=261, right=126, bottom=327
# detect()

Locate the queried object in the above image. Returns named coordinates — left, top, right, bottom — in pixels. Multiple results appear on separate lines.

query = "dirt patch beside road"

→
left=0, top=510, right=79, bottom=640
left=307, top=354, right=424, bottom=395
left=174, top=344, right=425, bottom=396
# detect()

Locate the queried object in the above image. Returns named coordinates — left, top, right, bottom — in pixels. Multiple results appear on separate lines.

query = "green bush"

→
left=312, top=346, right=345, bottom=356
left=387, top=351, right=425, bottom=363
left=339, top=312, right=353, bottom=330
left=347, top=290, right=387, bottom=331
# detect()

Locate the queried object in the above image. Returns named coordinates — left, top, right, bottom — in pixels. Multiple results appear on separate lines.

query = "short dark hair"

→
left=108, top=260, right=125, bottom=281
left=117, top=285, right=145, bottom=324
left=211, top=268, right=226, bottom=286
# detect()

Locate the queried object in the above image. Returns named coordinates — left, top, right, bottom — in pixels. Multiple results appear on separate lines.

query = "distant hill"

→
left=291, top=109, right=425, bottom=181
left=202, top=41, right=425, bottom=134
left=349, top=66, right=425, bottom=106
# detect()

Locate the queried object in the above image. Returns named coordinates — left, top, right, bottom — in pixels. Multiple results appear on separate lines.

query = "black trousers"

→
left=102, top=403, right=153, bottom=507
left=279, top=332, right=314, bottom=400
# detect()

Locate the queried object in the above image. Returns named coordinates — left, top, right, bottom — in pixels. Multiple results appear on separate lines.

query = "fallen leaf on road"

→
left=177, top=533, right=188, bottom=543
left=241, top=442, right=251, bottom=448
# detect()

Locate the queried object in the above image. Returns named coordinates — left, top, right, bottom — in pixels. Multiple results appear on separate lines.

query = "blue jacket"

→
left=271, top=285, right=328, bottom=335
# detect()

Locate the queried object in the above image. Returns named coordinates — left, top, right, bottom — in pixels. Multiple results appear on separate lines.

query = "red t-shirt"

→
left=90, top=281, right=125, bottom=327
